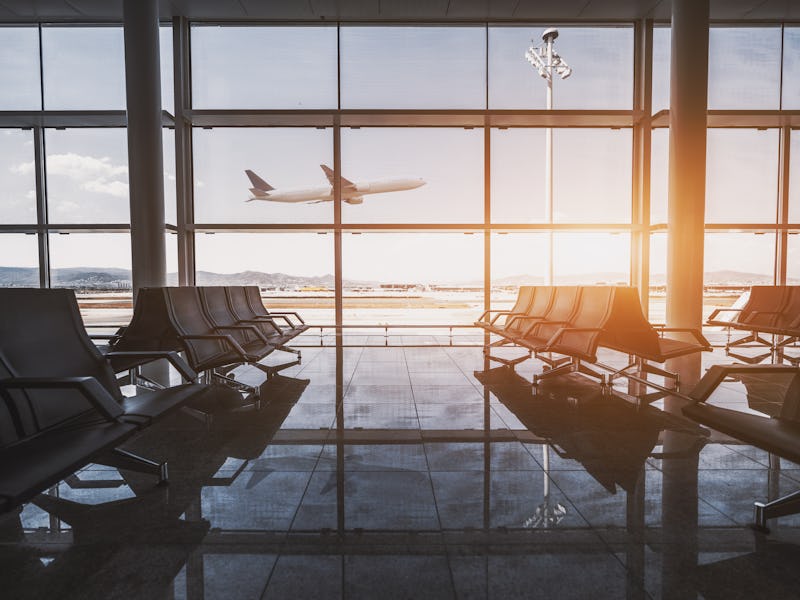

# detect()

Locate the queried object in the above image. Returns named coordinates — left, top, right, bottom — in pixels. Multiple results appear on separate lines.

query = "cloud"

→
left=11, top=153, right=130, bottom=199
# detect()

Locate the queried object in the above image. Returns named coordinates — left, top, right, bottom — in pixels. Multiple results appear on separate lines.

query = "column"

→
left=666, top=0, right=709, bottom=330
left=124, top=0, right=166, bottom=295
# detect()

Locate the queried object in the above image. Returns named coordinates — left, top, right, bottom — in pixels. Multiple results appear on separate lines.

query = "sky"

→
left=1, top=24, right=800, bottom=283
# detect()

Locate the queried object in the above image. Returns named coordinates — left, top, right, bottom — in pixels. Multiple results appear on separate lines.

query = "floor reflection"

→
left=1, top=344, right=800, bottom=598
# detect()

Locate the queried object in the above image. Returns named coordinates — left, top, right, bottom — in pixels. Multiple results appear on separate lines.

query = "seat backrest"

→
left=112, top=287, right=182, bottom=353
left=599, top=286, right=661, bottom=355
left=162, top=287, right=232, bottom=368
left=199, top=287, right=258, bottom=345
left=744, top=286, right=790, bottom=327
left=0, top=289, right=123, bottom=445
left=782, top=287, right=800, bottom=330
left=244, top=286, right=271, bottom=318
left=569, top=286, right=616, bottom=329
left=227, top=286, right=259, bottom=322
left=511, top=286, right=535, bottom=314
left=542, top=286, right=581, bottom=323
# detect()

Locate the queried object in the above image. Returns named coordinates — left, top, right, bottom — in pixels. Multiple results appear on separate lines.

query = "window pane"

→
left=788, top=234, right=800, bottom=282
left=554, top=129, right=631, bottom=223
left=491, top=233, right=547, bottom=285
left=160, top=25, right=174, bottom=114
left=2, top=129, right=37, bottom=224
left=166, top=231, right=178, bottom=284
left=42, top=26, right=126, bottom=110
left=191, top=25, right=337, bottom=109
left=48, top=233, right=133, bottom=325
left=45, top=129, right=130, bottom=224
left=708, top=27, right=781, bottom=110
left=163, top=128, right=176, bottom=225
left=340, top=26, right=486, bottom=109
left=0, top=27, right=41, bottom=110
left=194, top=232, right=334, bottom=325
left=341, top=128, right=483, bottom=224
left=706, top=129, right=778, bottom=223
left=649, top=232, right=667, bottom=322
left=342, top=233, right=483, bottom=325
left=791, top=131, right=800, bottom=223
left=0, top=234, right=39, bottom=287
left=489, top=26, right=633, bottom=109
left=193, top=128, right=333, bottom=224
left=553, top=232, right=630, bottom=284
left=651, top=27, right=670, bottom=113
left=784, top=28, right=800, bottom=109
left=491, top=129, right=546, bottom=223
left=650, top=128, right=668, bottom=224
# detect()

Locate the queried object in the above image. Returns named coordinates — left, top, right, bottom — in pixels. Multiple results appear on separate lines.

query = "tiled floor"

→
left=3, top=341, right=800, bottom=599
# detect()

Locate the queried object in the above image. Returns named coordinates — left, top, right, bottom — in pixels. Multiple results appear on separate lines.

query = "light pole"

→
left=525, top=28, right=572, bottom=285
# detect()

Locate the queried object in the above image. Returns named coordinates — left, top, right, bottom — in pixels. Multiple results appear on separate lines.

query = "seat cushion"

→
left=120, top=383, right=210, bottom=426
left=0, top=420, right=137, bottom=512
left=683, top=402, right=800, bottom=465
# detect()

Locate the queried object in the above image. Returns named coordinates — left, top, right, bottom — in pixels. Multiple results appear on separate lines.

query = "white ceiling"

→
left=0, top=0, right=799, bottom=22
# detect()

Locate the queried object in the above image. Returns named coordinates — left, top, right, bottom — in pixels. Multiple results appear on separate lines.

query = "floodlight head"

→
left=541, top=27, right=559, bottom=43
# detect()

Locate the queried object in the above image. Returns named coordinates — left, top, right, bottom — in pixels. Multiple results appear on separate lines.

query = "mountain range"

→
left=0, top=266, right=794, bottom=289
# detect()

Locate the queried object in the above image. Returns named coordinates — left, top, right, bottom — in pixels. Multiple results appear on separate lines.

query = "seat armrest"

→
left=707, top=307, right=744, bottom=322
left=215, top=325, right=270, bottom=345
left=688, top=363, right=798, bottom=403
left=0, top=376, right=124, bottom=421
left=490, top=311, right=525, bottom=325
left=104, top=350, right=198, bottom=382
left=268, top=311, right=305, bottom=325
left=179, top=334, right=249, bottom=360
left=544, top=327, right=603, bottom=348
left=239, top=318, right=283, bottom=335
left=522, top=320, right=569, bottom=338
left=653, top=326, right=712, bottom=349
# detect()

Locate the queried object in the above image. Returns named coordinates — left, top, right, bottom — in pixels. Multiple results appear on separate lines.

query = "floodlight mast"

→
left=525, top=28, right=571, bottom=285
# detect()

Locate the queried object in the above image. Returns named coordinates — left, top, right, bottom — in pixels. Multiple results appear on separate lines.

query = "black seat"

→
left=683, top=363, right=800, bottom=530
left=243, top=285, right=309, bottom=336
left=0, top=289, right=208, bottom=513
left=226, top=285, right=299, bottom=351
left=198, top=286, right=275, bottom=361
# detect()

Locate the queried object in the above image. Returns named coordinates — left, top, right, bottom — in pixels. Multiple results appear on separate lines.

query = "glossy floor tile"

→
left=2, top=344, right=800, bottom=599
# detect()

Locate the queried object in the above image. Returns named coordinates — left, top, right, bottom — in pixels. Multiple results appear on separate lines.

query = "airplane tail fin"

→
left=245, top=169, right=274, bottom=192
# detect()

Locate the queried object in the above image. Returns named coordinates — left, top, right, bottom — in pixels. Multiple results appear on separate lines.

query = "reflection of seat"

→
left=690, top=543, right=800, bottom=599
left=475, top=366, right=704, bottom=494
left=0, top=289, right=208, bottom=513
left=683, top=363, right=800, bottom=530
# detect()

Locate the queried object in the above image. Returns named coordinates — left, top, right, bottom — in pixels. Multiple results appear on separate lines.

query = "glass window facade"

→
left=0, top=20, right=796, bottom=330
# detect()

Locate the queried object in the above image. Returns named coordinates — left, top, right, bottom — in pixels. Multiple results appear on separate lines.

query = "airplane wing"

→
left=320, top=164, right=356, bottom=191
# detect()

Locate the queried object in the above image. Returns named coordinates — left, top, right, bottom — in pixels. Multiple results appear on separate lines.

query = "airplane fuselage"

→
left=249, top=177, right=425, bottom=204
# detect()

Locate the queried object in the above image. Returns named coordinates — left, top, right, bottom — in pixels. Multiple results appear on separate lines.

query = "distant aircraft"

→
left=245, top=164, right=425, bottom=205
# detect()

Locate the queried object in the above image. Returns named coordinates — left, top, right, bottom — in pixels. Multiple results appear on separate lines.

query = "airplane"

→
left=245, top=164, right=425, bottom=205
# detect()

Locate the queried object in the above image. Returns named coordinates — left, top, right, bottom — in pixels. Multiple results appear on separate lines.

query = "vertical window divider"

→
left=776, top=126, right=790, bottom=286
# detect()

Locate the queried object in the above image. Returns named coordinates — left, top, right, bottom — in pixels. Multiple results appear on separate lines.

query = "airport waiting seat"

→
left=475, top=286, right=535, bottom=334
left=243, top=285, right=309, bottom=337
left=0, top=289, right=209, bottom=513
left=225, top=286, right=302, bottom=355
left=198, top=286, right=300, bottom=375
left=707, top=286, right=795, bottom=351
left=682, top=363, right=800, bottom=530
left=594, top=287, right=710, bottom=395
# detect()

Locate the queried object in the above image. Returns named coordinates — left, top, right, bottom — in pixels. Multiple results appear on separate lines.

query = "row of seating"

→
left=0, top=288, right=211, bottom=515
left=106, top=286, right=308, bottom=398
left=708, top=285, right=800, bottom=355
left=476, top=285, right=711, bottom=394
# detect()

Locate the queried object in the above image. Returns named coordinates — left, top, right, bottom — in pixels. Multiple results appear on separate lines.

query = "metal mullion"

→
left=484, top=120, right=491, bottom=319
left=334, top=116, right=343, bottom=334
left=173, top=16, right=195, bottom=286
left=776, top=126, right=790, bottom=285
left=33, top=126, right=50, bottom=288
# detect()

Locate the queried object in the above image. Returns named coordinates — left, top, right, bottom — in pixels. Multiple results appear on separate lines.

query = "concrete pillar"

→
left=123, top=0, right=166, bottom=296
left=666, top=0, right=709, bottom=330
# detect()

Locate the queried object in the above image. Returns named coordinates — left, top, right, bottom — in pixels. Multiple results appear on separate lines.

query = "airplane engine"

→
left=344, top=196, right=364, bottom=205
